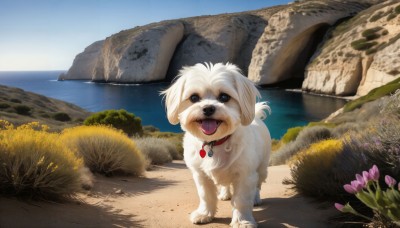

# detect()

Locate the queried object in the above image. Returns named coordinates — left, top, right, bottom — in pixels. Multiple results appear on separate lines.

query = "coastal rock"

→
left=59, top=40, right=104, bottom=80
left=166, top=14, right=267, bottom=79
left=64, top=0, right=399, bottom=98
left=357, top=34, right=400, bottom=95
left=93, top=22, right=184, bottom=83
left=303, top=1, right=400, bottom=96
left=248, top=0, right=369, bottom=85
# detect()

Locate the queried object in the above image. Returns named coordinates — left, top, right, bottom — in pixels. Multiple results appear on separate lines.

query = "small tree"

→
left=83, top=109, right=143, bottom=136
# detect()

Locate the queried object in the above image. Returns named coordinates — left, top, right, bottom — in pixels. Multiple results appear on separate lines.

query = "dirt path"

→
left=0, top=161, right=337, bottom=227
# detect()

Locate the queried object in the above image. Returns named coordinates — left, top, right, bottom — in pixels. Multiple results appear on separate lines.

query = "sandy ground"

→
left=0, top=161, right=338, bottom=228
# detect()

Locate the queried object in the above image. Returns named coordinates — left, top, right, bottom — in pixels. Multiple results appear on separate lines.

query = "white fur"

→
left=162, top=63, right=271, bottom=227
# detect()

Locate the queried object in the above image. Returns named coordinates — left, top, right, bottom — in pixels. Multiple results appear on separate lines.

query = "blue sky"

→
left=0, top=0, right=291, bottom=71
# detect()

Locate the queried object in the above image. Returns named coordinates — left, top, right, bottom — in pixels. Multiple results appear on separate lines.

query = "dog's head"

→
left=162, top=63, right=260, bottom=141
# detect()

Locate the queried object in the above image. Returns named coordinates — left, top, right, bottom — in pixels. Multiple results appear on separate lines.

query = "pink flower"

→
left=369, top=165, right=379, bottom=181
left=356, top=174, right=366, bottom=187
left=351, top=180, right=364, bottom=192
left=385, top=175, right=397, bottom=188
left=362, top=171, right=371, bottom=183
left=335, top=203, right=344, bottom=212
left=344, top=184, right=357, bottom=194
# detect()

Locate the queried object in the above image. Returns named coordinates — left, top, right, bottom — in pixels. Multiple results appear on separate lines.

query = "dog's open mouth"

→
left=197, top=119, right=222, bottom=135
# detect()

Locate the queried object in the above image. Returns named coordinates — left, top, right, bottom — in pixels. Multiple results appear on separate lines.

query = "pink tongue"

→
left=201, top=119, right=219, bottom=135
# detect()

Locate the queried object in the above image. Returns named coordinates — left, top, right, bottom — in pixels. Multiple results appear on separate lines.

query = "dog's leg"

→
left=230, top=173, right=258, bottom=228
left=253, top=188, right=262, bottom=206
left=218, top=185, right=231, bottom=201
left=190, top=171, right=217, bottom=224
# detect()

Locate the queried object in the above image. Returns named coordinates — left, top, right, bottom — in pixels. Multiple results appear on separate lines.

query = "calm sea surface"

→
left=0, top=71, right=347, bottom=139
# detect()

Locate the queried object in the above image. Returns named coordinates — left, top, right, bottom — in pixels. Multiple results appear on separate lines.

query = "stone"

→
left=248, top=0, right=369, bottom=85
left=357, top=38, right=400, bottom=96
left=93, top=21, right=184, bottom=83
left=59, top=40, right=104, bottom=80
left=303, top=1, right=400, bottom=96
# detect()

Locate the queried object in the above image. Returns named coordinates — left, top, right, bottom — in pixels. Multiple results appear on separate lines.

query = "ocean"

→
left=0, top=71, right=347, bottom=139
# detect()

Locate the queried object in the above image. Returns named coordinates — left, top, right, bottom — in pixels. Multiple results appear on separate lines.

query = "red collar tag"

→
left=199, top=135, right=231, bottom=158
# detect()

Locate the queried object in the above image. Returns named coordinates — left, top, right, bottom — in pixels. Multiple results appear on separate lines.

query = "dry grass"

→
left=135, top=137, right=176, bottom=167
left=61, top=125, right=145, bottom=176
left=0, top=121, right=83, bottom=200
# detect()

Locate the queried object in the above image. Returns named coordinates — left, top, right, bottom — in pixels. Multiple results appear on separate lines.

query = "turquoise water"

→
left=0, top=71, right=347, bottom=139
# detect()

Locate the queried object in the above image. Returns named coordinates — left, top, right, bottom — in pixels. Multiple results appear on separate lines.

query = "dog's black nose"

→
left=203, top=105, right=216, bottom=117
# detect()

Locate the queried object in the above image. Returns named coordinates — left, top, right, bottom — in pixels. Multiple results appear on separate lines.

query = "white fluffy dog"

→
left=162, top=62, right=271, bottom=227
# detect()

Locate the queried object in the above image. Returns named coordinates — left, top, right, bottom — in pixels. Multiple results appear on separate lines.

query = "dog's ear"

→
left=161, top=76, right=186, bottom=125
left=234, top=71, right=260, bottom=126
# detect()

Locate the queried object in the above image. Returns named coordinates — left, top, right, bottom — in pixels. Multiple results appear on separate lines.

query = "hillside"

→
left=0, top=85, right=90, bottom=131
left=303, top=1, right=400, bottom=96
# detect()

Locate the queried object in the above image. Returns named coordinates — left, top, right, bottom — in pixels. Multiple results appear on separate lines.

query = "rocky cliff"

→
left=303, top=0, right=400, bottom=96
left=62, top=0, right=399, bottom=97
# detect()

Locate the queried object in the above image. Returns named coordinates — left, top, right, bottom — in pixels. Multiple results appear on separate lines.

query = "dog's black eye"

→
left=218, top=93, right=230, bottom=103
left=189, top=94, right=200, bottom=103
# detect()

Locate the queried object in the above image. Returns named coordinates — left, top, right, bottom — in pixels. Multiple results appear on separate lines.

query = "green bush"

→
left=53, top=112, right=71, bottom=122
left=10, top=98, right=21, bottom=103
left=395, top=5, right=400, bottom=14
left=369, top=11, right=385, bottom=22
left=61, top=125, right=145, bottom=176
left=270, top=126, right=332, bottom=165
left=351, top=40, right=378, bottom=51
left=362, top=27, right=382, bottom=37
left=364, top=33, right=380, bottom=41
left=387, top=13, right=397, bottom=21
left=135, top=137, right=175, bottom=166
left=0, top=103, right=10, bottom=109
left=281, top=126, right=304, bottom=144
left=344, top=78, right=400, bottom=112
left=84, top=109, right=143, bottom=137
left=0, top=124, right=83, bottom=200
left=14, top=105, right=31, bottom=115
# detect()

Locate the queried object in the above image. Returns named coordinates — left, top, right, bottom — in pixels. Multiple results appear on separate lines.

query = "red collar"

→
left=209, top=135, right=231, bottom=146
left=199, top=135, right=231, bottom=158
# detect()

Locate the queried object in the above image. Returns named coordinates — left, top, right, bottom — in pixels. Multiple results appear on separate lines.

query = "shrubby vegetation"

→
left=0, top=121, right=83, bottom=200
left=271, top=126, right=332, bottom=165
left=282, top=87, right=400, bottom=226
left=84, top=109, right=143, bottom=137
left=135, top=137, right=174, bottom=167
left=61, top=125, right=146, bottom=176
left=343, top=77, right=400, bottom=112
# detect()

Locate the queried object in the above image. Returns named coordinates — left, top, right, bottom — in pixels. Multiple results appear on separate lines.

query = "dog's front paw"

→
left=230, top=208, right=257, bottom=228
left=230, top=221, right=258, bottom=228
left=190, top=210, right=214, bottom=224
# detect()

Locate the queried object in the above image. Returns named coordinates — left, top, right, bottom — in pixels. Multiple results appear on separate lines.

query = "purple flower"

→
left=335, top=203, right=344, bottom=212
left=344, top=184, right=357, bottom=194
left=362, top=171, right=371, bottom=183
left=385, top=175, right=397, bottom=188
left=369, top=165, right=380, bottom=181
left=351, top=180, right=364, bottom=192
left=356, top=174, right=366, bottom=187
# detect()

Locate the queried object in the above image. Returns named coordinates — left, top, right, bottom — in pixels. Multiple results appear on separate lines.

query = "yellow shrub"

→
left=16, top=121, right=50, bottom=132
left=0, top=119, right=14, bottom=130
left=0, top=127, right=82, bottom=199
left=289, top=139, right=343, bottom=198
left=291, top=139, right=343, bottom=167
left=281, top=126, right=304, bottom=144
left=61, top=125, right=145, bottom=176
